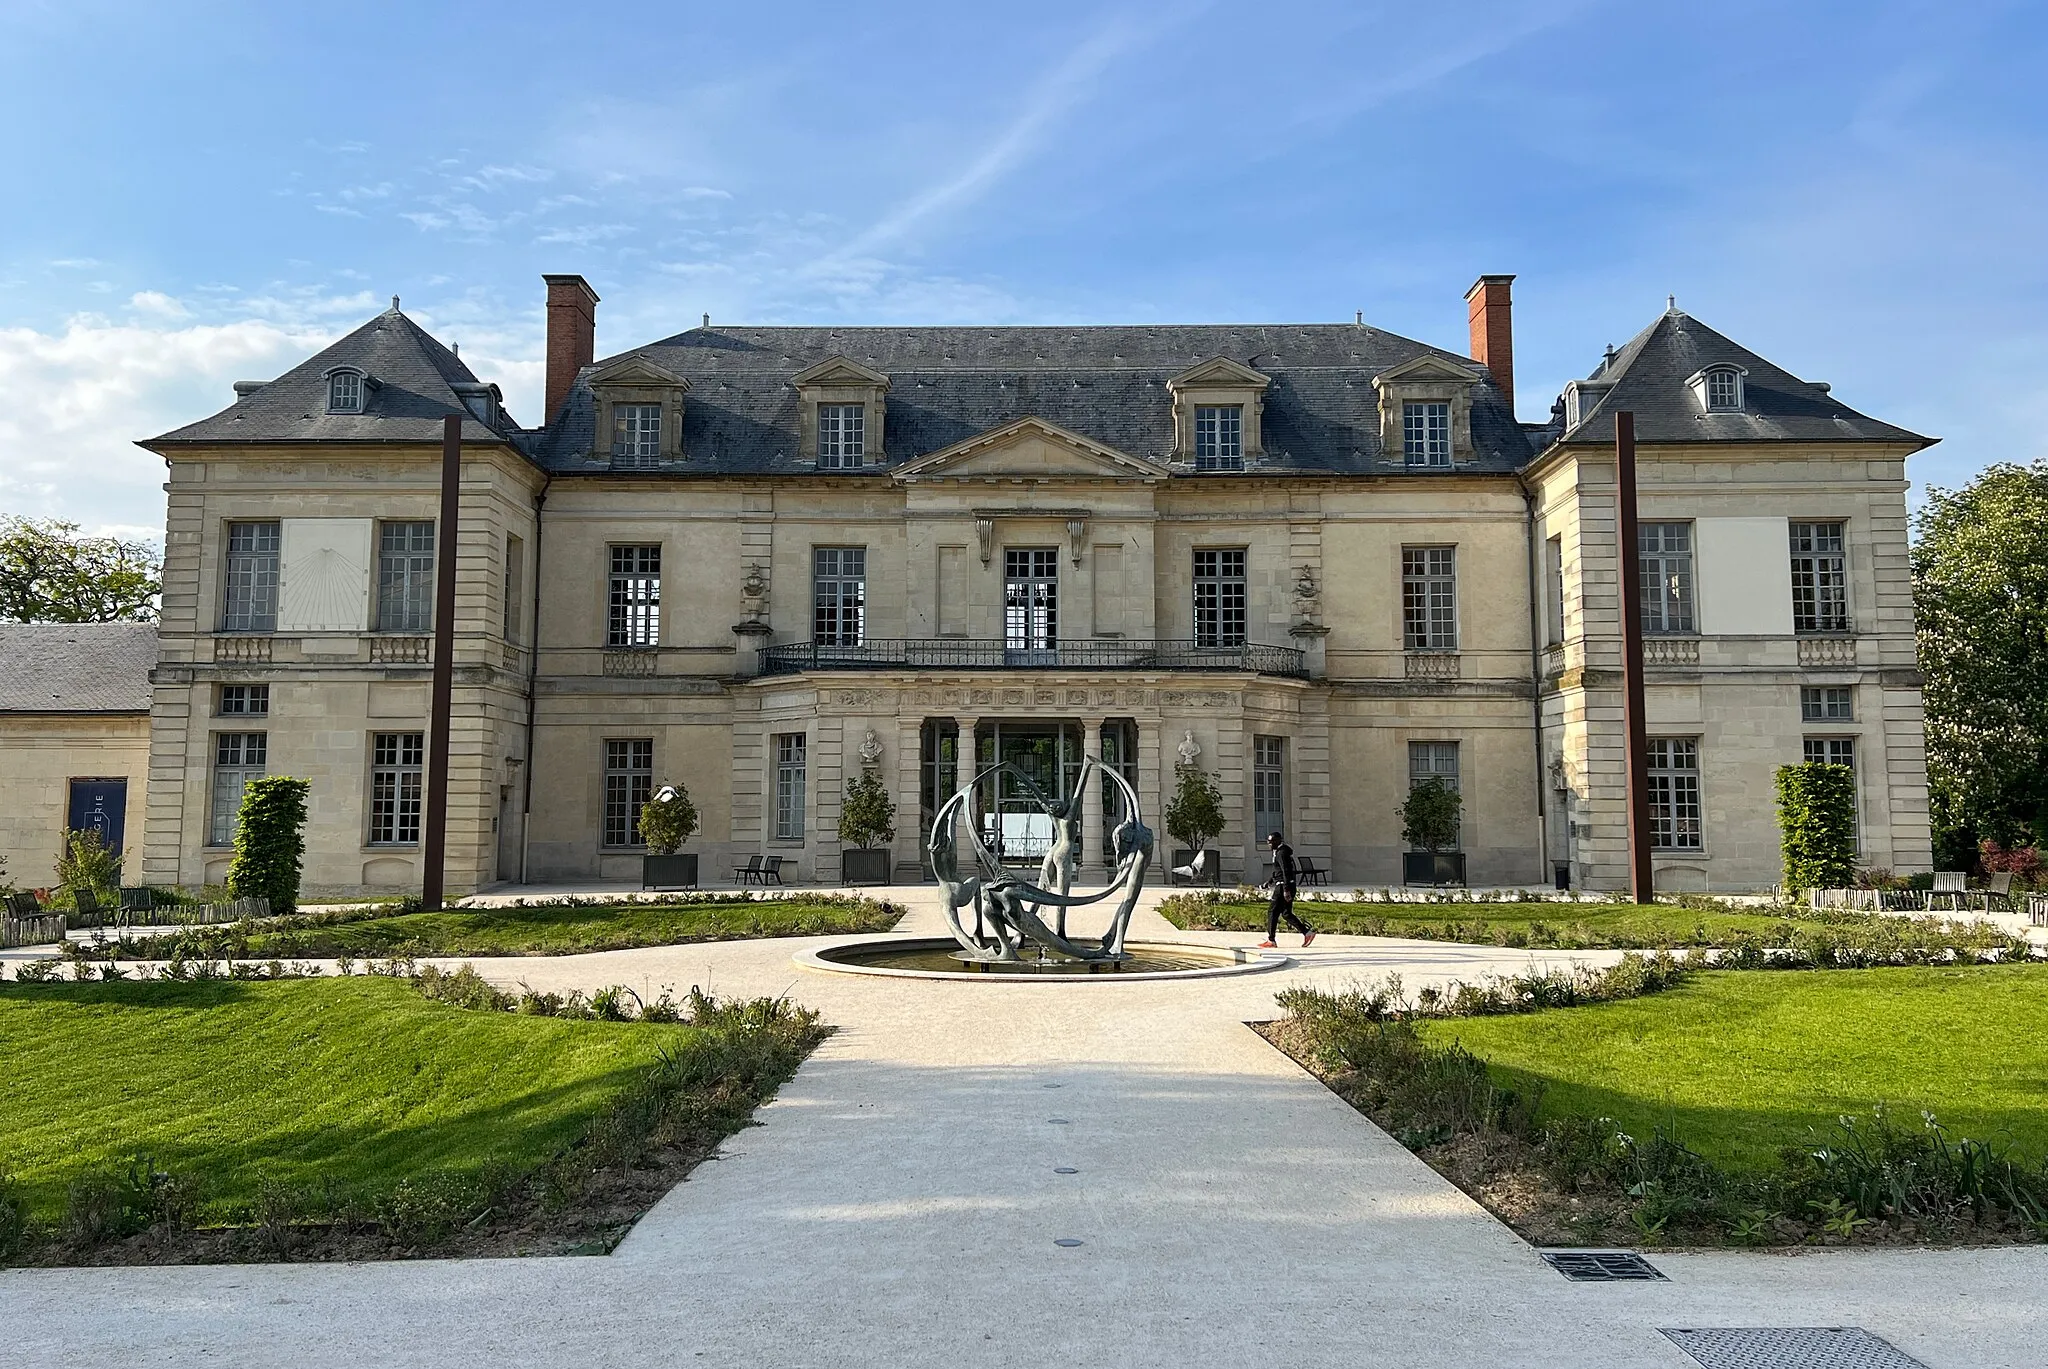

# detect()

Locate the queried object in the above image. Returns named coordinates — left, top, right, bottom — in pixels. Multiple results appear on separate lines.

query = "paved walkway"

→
left=5, top=889, right=2043, bottom=1367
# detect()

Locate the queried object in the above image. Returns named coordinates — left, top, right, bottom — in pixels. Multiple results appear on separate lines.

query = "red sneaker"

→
left=1302, top=932, right=1317, bottom=947
left=1256, top=940, right=1277, bottom=949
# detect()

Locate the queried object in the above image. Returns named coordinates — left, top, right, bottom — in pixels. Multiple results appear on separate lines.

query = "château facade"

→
left=122, top=274, right=1932, bottom=896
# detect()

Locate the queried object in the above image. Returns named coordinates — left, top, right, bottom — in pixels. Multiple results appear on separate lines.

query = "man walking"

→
left=1259, top=830, right=1315, bottom=948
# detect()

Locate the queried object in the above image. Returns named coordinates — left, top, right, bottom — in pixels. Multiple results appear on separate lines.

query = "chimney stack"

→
left=1464, top=274, right=1515, bottom=418
left=542, top=274, right=599, bottom=424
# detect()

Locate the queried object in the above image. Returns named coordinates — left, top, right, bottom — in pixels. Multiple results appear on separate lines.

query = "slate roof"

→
left=0, top=623, right=157, bottom=712
left=532, top=324, right=1532, bottom=476
left=1548, top=309, right=1931, bottom=449
left=143, top=302, right=524, bottom=449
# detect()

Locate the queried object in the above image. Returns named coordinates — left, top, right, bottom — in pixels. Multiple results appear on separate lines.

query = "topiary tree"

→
left=838, top=770, right=897, bottom=850
left=57, top=828, right=122, bottom=894
left=1776, top=762, right=1858, bottom=892
left=1164, top=762, right=1225, bottom=851
left=227, top=776, right=310, bottom=913
left=1399, top=777, right=1462, bottom=853
left=638, top=783, right=700, bottom=855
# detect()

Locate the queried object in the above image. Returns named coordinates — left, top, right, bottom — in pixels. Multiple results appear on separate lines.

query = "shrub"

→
left=1399, top=778, right=1462, bottom=853
left=836, top=769, right=896, bottom=849
left=637, top=784, right=700, bottom=856
left=1980, top=839, right=2042, bottom=885
left=0, top=1174, right=26, bottom=1258
left=1775, top=762, right=1858, bottom=892
left=1163, top=762, right=1224, bottom=850
left=56, top=828, right=122, bottom=897
left=227, top=776, right=310, bottom=914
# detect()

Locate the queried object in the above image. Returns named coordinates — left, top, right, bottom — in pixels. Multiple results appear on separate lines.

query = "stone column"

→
left=1081, top=717, right=1108, bottom=878
left=1137, top=715, right=1163, bottom=854
left=952, top=716, right=980, bottom=849
left=895, top=713, right=923, bottom=879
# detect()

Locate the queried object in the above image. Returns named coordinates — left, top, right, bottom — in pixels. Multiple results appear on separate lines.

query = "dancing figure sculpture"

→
left=928, top=755, right=1154, bottom=963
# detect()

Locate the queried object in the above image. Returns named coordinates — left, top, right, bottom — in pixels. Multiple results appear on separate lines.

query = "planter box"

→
left=1403, top=851, right=1467, bottom=887
left=641, top=852, right=699, bottom=890
left=1170, top=848, right=1221, bottom=886
left=842, top=848, right=892, bottom=886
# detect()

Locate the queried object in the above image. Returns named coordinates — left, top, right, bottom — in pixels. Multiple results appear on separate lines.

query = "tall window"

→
left=603, top=739, right=654, bottom=847
left=222, top=521, right=281, bottom=632
left=1192, top=549, right=1247, bottom=647
left=818, top=404, right=866, bottom=469
left=1801, top=686, right=1853, bottom=722
left=218, top=683, right=269, bottom=717
left=1402, top=546, right=1457, bottom=650
left=1253, top=736, right=1286, bottom=844
left=209, top=732, right=266, bottom=846
left=607, top=545, right=661, bottom=647
left=368, top=732, right=424, bottom=845
left=1646, top=739, right=1703, bottom=850
left=1704, top=367, right=1742, bottom=411
left=813, top=548, right=867, bottom=647
left=1790, top=522, right=1849, bottom=633
left=1544, top=535, right=1566, bottom=646
left=1004, top=548, right=1059, bottom=653
left=611, top=404, right=662, bottom=466
left=1193, top=405, right=1243, bottom=470
left=1403, top=401, right=1451, bottom=467
left=773, top=733, right=807, bottom=840
left=375, top=521, right=436, bottom=633
left=1638, top=522, right=1695, bottom=634
left=1804, top=736, right=1855, bottom=769
left=503, top=534, right=524, bottom=643
left=1407, top=741, right=1460, bottom=850
left=327, top=371, right=363, bottom=413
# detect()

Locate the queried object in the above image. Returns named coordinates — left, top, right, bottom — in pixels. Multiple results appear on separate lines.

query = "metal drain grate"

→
left=1539, top=1248, right=1666, bottom=1281
left=1661, top=1327, right=1928, bottom=1369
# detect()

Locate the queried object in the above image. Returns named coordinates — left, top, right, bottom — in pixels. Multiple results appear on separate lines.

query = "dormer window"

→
left=1403, top=401, right=1451, bottom=467
left=1193, top=405, right=1243, bottom=470
left=1689, top=364, right=1747, bottom=413
left=611, top=403, right=662, bottom=466
left=327, top=369, right=365, bottom=413
left=818, top=404, right=866, bottom=469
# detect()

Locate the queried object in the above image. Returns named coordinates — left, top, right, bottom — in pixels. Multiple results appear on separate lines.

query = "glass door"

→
left=1004, top=548, right=1059, bottom=665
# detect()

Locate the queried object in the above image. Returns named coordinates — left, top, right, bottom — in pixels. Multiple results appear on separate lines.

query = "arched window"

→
left=327, top=369, right=366, bottom=413
left=1700, top=365, right=1743, bottom=412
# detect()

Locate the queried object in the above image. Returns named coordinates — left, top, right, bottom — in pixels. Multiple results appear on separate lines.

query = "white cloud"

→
left=127, top=290, right=189, bottom=319
left=0, top=313, right=329, bottom=535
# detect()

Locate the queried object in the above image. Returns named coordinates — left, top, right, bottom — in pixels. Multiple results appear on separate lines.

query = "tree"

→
left=638, top=783, right=700, bottom=855
left=1776, top=762, right=1858, bottom=892
left=56, top=829, right=122, bottom=894
left=1163, top=762, right=1224, bottom=851
left=1915, top=462, right=2048, bottom=865
left=0, top=517, right=162, bottom=622
left=837, top=770, right=897, bottom=850
left=1399, top=777, right=1462, bottom=853
left=227, top=776, right=310, bottom=914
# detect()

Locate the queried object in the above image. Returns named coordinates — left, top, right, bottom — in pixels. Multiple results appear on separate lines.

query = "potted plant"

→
left=638, top=783, right=700, bottom=890
left=838, top=770, right=897, bottom=886
left=1164, top=761, right=1225, bottom=885
left=1399, top=777, right=1465, bottom=886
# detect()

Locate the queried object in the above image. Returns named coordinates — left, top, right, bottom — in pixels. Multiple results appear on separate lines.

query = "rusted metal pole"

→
left=1615, top=411, right=1654, bottom=902
left=422, top=413, right=461, bottom=911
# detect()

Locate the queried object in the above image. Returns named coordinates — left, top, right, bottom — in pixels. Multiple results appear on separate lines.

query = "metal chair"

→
left=761, top=855, right=788, bottom=886
left=69, top=885, right=110, bottom=926
left=4, top=891, right=41, bottom=917
left=732, top=854, right=764, bottom=885
left=1982, top=871, right=2016, bottom=910
left=1928, top=870, right=1968, bottom=912
left=1296, top=857, right=1328, bottom=888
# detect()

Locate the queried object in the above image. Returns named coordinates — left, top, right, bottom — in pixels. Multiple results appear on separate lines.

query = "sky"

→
left=2, top=0, right=2043, bottom=540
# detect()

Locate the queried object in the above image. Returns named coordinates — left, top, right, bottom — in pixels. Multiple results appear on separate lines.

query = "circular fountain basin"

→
left=797, top=937, right=1289, bottom=982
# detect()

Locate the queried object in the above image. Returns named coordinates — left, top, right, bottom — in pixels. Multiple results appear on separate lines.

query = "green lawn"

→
left=1419, top=965, right=2048, bottom=1168
left=152, top=895, right=903, bottom=959
left=0, top=977, right=678, bottom=1217
left=1160, top=894, right=1868, bottom=948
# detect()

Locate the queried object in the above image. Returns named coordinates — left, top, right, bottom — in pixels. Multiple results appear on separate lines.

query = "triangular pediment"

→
left=589, top=354, right=688, bottom=390
left=1372, top=354, right=1480, bottom=386
left=1168, top=356, right=1271, bottom=391
left=791, top=355, right=891, bottom=389
left=893, top=417, right=1168, bottom=482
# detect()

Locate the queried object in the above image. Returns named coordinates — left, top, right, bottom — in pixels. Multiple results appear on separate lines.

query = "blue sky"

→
left=2, top=0, right=2042, bottom=537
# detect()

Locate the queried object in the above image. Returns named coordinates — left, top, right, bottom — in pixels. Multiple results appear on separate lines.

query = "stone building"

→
left=117, top=275, right=1931, bottom=897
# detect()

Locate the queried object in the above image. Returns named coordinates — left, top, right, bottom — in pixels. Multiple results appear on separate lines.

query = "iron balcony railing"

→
left=757, top=637, right=1308, bottom=679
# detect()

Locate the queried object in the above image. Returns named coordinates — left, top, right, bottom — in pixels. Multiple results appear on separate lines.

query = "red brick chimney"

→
left=1464, top=274, right=1515, bottom=417
left=542, top=274, right=599, bottom=424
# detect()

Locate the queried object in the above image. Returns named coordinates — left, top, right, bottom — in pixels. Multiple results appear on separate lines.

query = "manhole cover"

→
left=1661, top=1328, right=1927, bottom=1368
left=1539, top=1249, right=1665, bottom=1281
